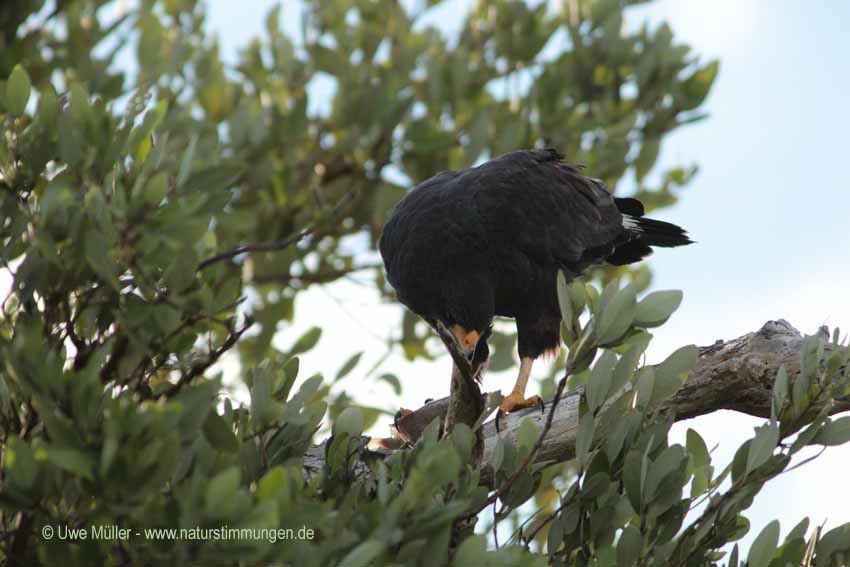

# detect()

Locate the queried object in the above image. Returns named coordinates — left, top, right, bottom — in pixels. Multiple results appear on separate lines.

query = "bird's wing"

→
left=470, top=150, right=624, bottom=273
left=379, top=170, right=490, bottom=303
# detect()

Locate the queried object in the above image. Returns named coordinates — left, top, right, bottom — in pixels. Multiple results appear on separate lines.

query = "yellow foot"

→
left=499, top=392, right=543, bottom=414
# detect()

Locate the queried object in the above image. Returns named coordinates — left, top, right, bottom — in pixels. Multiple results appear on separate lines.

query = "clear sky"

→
left=3, top=0, right=847, bottom=555
left=199, top=0, right=850, bottom=553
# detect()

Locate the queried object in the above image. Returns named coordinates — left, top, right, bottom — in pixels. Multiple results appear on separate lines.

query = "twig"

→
left=249, top=263, right=383, bottom=286
left=161, top=319, right=253, bottom=396
left=523, top=495, right=573, bottom=547
left=196, top=191, right=357, bottom=271
left=783, top=445, right=827, bottom=475
left=505, top=506, right=545, bottom=546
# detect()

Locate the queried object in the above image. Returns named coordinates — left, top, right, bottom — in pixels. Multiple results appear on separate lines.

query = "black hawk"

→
left=379, top=148, right=692, bottom=414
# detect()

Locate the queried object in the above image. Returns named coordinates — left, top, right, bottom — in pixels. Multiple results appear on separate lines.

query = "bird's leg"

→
left=499, top=357, right=543, bottom=414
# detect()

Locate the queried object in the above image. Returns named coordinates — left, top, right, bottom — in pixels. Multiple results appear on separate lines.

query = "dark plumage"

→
left=379, top=148, right=692, bottom=412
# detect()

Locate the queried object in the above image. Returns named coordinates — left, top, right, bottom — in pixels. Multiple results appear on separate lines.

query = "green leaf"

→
left=586, top=284, right=601, bottom=314
left=451, top=423, right=475, bottom=459
left=812, top=416, right=850, bottom=446
left=45, top=447, right=94, bottom=481
left=599, top=280, right=619, bottom=314
left=5, top=438, right=37, bottom=490
left=335, top=407, right=364, bottom=437
left=730, top=439, right=751, bottom=483
left=452, top=535, right=486, bottom=567
left=611, top=340, right=645, bottom=394
left=289, top=327, right=322, bottom=356
left=650, top=345, right=698, bottom=406
left=772, top=366, right=789, bottom=421
left=33, top=83, right=58, bottom=129
left=634, top=367, right=655, bottom=410
left=6, top=65, right=31, bottom=116
left=557, top=270, right=574, bottom=337
left=597, top=285, right=637, bottom=345
left=787, top=517, right=809, bottom=541
left=84, top=228, right=119, bottom=290
left=634, top=290, right=682, bottom=327
left=377, top=373, right=401, bottom=395
left=291, top=374, right=322, bottom=405
left=645, top=445, right=685, bottom=502
left=576, top=412, right=595, bottom=468
left=176, top=133, right=198, bottom=187
left=130, top=99, right=168, bottom=163
left=790, top=410, right=829, bottom=454
left=686, top=428, right=709, bottom=469
left=205, top=466, right=241, bottom=510
left=492, top=438, right=507, bottom=472
left=340, top=539, right=386, bottom=567
left=747, top=520, right=780, bottom=567
left=690, top=466, right=708, bottom=499
left=57, top=108, right=84, bottom=166
left=816, top=522, right=850, bottom=567
left=69, top=81, right=92, bottom=125
left=183, top=164, right=243, bottom=195
left=587, top=350, right=617, bottom=412
left=746, top=423, right=779, bottom=475
left=518, top=416, right=540, bottom=455
left=568, top=281, right=587, bottom=316
left=272, top=357, right=300, bottom=401
left=678, top=60, right=719, bottom=111
left=256, top=466, right=286, bottom=501
left=203, top=411, right=239, bottom=453
left=687, top=428, right=710, bottom=497
left=623, top=450, right=643, bottom=512
left=250, top=369, right=284, bottom=428
left=335, top=351, right=363, bottom=381
left=617, top=525, right=642, bottom=567
left=142, top=171, right=169, bottom=206
left=548, top=510, right=565, bottom=554
left=728, top=544, right=739, bottom=567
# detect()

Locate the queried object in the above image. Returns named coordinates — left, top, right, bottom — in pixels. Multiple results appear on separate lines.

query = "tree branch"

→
left=196, top=191, right=358, bottom=271
left=304, top=319, right=849, bottom=485
left=160, top=319, right=253, bottom=397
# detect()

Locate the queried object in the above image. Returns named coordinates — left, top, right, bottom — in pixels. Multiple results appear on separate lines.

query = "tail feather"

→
left=627, top=216, right=693, bottom=248
left=606, top=240, right=652, bottom=265
left=607, top=205, right=692, bottom=266
left=613, top=197, right=645, bottom=217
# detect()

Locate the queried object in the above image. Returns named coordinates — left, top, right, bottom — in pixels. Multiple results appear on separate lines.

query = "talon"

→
left=537, top=397, right=545, bottom=414
left=499, top=392, right=543, bottom=414
left=495, top=410, right=503, bottom=433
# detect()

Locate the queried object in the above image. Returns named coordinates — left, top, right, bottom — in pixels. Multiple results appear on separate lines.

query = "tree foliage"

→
left=3, top=1, right=848, bottom=566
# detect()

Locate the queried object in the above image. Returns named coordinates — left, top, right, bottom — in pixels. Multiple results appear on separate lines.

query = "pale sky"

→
left=4, top=0, right=849, bottom=556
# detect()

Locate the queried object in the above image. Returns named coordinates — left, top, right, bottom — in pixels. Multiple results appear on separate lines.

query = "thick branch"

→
left=304, top=320, right=848, bottom=485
